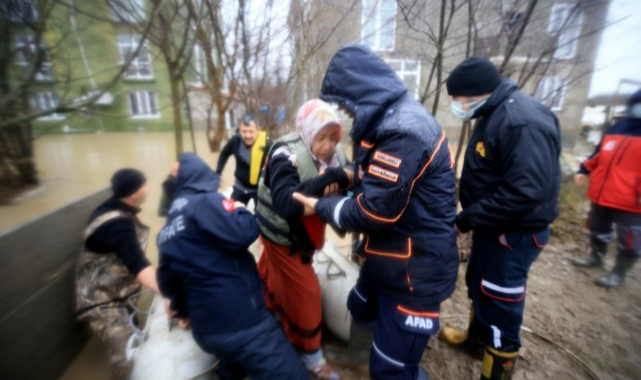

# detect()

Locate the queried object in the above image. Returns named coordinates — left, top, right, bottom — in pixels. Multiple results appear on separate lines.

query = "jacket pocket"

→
left=364, top=235, right=412, bottom=259
left=363, top=234, right=412, bottom=293
left=531, top=229, right=550, bottom=249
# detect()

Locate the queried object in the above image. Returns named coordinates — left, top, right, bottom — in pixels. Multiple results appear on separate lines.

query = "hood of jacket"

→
left=320, top=44, right=407, bottom=142
left=176, top=153, right=221, bottom=195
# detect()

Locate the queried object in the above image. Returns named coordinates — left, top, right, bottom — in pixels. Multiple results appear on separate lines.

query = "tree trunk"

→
left=210, top=112, right=227, bottom=152
left=168, top=68, right=184, bottom=159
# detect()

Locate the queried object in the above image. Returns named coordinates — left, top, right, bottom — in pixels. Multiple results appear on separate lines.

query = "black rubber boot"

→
left=596, top=255, right=637, bottom=288
left=480, top=346, right=519, bottom=380
left=573, top=237, right=607, bottom=267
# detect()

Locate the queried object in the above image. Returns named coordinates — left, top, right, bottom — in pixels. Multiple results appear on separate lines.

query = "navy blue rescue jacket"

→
left=457, top=80, right=561, bottom=234
left=315, top=44, right=459, bottom=306
left=157, top=153, right=266, bottom=336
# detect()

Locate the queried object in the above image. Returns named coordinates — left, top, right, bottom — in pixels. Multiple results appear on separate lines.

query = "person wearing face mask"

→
left=293, top=45, right=458, bottom=380
left=255, top=99, right=351, bottom=380
left=438, top=56, right=561, bottom=380
left=572, top=89, right=641, bottom=287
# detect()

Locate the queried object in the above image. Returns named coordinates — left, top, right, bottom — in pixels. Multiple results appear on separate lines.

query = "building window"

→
left=536, top=76, right=565, bottom=111
left=117, top=35, right=153, bottom=80
left=386, top=59, right=420, bottom=99
left=14, top=35, right=54, bottom=81
left=129, top=91, right=159, bottom=118
left=111, top=0, right=146, bottom=23
left=30, top=92, right=64, bottom=120
left=361, top=0, right=396, bottom=52
left=548, top=3, right=582, bottom=60
left=3, top=0, right=38, bottom=24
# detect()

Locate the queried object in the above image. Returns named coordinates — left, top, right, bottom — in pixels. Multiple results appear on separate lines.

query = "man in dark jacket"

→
left=216, top=115, right=271, bottom=205
left=75, top=168, right=159, bottom=379
left=294, top=44, right=458, bottom=380
left=157, top=153, right=309, bottom=380
left=439, top=57, right=560, bottom=380
left=573, top=88, right=641, bottom=287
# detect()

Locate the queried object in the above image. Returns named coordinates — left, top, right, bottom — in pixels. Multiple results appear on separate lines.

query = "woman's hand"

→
left=574, top=173, right=586, bottom=188
left=324, top=182, right=339, bottom=196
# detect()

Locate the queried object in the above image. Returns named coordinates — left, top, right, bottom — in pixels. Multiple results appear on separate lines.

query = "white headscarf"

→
left=295, top=99, right=343, bottom=171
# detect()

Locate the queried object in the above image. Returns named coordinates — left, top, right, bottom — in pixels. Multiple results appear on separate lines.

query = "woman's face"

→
left=311, top=124, right=341, bottom=161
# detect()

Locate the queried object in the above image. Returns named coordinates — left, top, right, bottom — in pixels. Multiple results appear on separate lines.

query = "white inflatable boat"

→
left=127, top=295, right=217, bottom=380
left=313, top=240, right=360, bottom=342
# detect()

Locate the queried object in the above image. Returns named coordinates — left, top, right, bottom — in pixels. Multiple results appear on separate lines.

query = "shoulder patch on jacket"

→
left=476, top=141, right=486, bottom=158
left=368, top=164, right=399, bottom=183
left=272, top=145, right=297, bottom=166
left=373, top=150, right=402, bottom=168
left=222, top=199, right=236, bottom=212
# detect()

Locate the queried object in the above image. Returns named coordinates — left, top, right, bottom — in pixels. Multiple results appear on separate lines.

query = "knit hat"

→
left=111, top=168, right=146, bottom=199
left=446, top=56, right=502, bottom=96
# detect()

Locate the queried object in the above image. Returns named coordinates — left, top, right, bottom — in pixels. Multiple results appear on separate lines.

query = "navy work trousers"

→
left=348, top=277, right=437, bottom=380
left=466, top=229, right=550, bottom=351
left=193, top=314, right=310, bottom=380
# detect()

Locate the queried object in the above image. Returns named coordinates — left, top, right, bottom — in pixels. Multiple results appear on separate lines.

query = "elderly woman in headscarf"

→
left=255, top=99, right=352, bottom=380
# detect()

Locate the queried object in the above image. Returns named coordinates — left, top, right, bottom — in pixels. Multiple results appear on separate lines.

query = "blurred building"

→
left=4, top=0, right=241, bottom=134
left=289, top=0, right=610, bottom=148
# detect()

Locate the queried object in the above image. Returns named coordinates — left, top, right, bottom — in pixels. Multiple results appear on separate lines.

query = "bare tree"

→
left=0, top=0, right=160, bottom=189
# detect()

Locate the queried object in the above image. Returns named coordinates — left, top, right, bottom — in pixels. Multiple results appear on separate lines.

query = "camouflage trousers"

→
left=79, top=303, right=134, bottom=380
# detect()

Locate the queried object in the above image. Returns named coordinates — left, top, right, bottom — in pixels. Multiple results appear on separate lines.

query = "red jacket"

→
left=581, top=118, right=641, bottom=213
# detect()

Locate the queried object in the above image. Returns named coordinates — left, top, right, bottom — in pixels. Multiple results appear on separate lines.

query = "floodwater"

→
left=1, top=131, right=231, bottom=235
left=0, top=131, right=236, bottom=380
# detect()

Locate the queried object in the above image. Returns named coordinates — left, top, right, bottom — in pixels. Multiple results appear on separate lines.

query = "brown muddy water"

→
left=1, top=131, right=237, bottom=380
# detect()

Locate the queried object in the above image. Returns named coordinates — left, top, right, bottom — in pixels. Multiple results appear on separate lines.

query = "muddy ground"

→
left=328, top=189, right=641, bottom=380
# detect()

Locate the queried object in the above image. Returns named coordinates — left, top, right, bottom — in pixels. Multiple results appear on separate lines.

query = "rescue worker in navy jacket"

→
left=216, top=115, right=271, bottom=205
left=438, top=57, right=560, bottom=380
left=157, top=153, right=309, bottom=380
left=294, top=44, right=458, bottom=380
left=573, top=88, right=641, bottom=287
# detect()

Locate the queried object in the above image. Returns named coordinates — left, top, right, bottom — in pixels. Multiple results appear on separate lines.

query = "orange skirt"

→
left=257, top=235, right=322, bottom=353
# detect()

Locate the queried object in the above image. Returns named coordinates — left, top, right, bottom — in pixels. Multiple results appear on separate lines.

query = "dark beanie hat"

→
left=446, top=56, right=502, bottom=96
left=111, top=168, right=146, bottom=198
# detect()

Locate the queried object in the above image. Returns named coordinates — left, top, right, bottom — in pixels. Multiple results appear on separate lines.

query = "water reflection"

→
left=1, top=131, right=227, bottom=237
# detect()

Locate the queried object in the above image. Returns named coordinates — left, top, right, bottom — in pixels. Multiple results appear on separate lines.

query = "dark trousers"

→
left=193, top=315, right=310, bottom=380
left=348, top=278, right=438, bottom=380
left=466, top=229, right=550, bottom=351
left=588, top=202, right=641, bottom=257
left=231, top=186, right=257, bottom=206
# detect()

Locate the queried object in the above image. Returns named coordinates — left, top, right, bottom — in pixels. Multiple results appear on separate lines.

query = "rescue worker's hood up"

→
left=176, top=153, right=220, bottom=195
left=320, top=44, right=407, bottom=142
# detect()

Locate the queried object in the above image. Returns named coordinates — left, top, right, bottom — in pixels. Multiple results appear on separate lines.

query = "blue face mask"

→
left=451, top=98, right=488, bottom=120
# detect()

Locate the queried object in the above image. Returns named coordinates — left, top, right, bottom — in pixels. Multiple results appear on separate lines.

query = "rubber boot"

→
left=325, top=320, right=373, bottom=365
left=573, top=237, right=607, bottom=267
left=416, top=366, right=430, bottom=380
left=480, top=346, right=518, bottom=380
left=438, top=308, right=484, bottom=360
left=595, top=255, right=637, bottom=288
